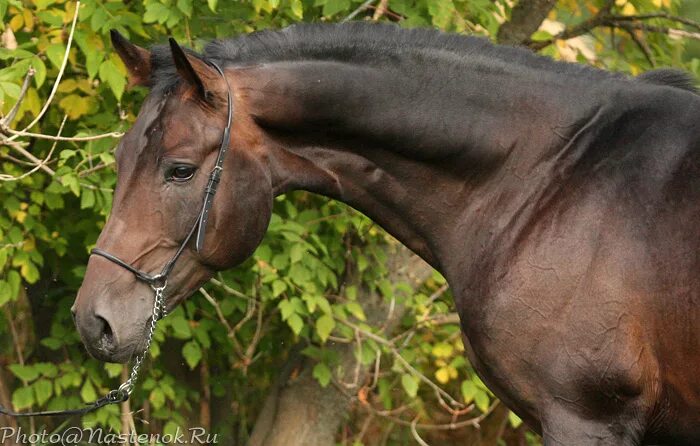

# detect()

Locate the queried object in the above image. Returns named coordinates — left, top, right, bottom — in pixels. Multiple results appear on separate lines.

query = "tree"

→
left=0, top=0, right=697, bottom=445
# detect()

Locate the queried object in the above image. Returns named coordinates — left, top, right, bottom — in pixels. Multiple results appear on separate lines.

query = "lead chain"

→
left=113, top=281, right=167, bottom=400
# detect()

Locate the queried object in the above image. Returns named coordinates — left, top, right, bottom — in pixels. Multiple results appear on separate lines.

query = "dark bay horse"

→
left=71, top=23, right=700, bottom=445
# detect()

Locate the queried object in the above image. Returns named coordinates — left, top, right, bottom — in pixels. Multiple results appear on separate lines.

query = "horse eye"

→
left=168, top=165, right=196, bottom=182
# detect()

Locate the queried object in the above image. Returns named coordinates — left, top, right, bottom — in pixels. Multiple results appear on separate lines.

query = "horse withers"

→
left=72, top=24, right=700, bottom=445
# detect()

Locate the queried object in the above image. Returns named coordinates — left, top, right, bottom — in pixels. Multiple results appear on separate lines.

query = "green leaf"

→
left=279, top=299, right=294, bottom=320
left=290, top=0, right=303, bottom=19
left=461, top=379, right=477, bottom=403
left=177, top=0, right=194, bottom=17
left=474, top=389, right=490, bottom=413
left=345, top=302, right=366, bottom=321
left=0, top=280, right=12, bottom=306
left=31, top=56, right=46, bottom=88
left=0, top=81, right=20, bottom=100
left=104, top=363, right=122, bottom=379
left=290, top=243, right=304, bottom=263
left=271, top=279, right=287, bottom=297
left=34, top=363, right=58, bottom=378
left=99, top=60, right=126, bottom=100
left=33, top=379, right=53, bottom=406
left=143, top=3, right=170, bottom=24
left=80, top=188, right=95, bottom=209
left=45, top=43, right=65, bottom=69
left=80, top=379, right=97, bottom=402
left=315, top=314, right=335, bottom=342
left=12, top=387, right=35, bottom=410
left=35, top=0, right=58, bottom=10
left=182, top=341, right=202, bottom=370
left=401, top=374, right=418, bottom=398
left=40, top=337, right=63, bottom=350
left=170, top=316, right=192, bottom=339
left=60, top=172, right=80, bottom=196
left=207, top=0, right=218, bottom=12
left=8, top=364, right=39, bottom=382
left=90, top=6, right=108, bottom=31
left=20, top=260, right=39, bottom=284
left=36, top=9, right=63, bottom=27
left=287, top=313, right=304, bottom=335
left=149, top=387, right=165, bottom=409
left=312, top=362, right=331, bottom=387
left=427, top=0, right=456, bottom=29
left=530, top=30, right=553, bottom=42
left=509, top=411, right=523, bottom=428
left=322, top=0, right=348, bottom=17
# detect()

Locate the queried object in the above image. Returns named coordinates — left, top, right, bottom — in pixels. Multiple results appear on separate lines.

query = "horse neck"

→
left=230, top=58, right=603, bottom=269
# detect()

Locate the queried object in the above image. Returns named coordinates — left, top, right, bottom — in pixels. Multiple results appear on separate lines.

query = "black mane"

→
left=149, top=22, right=697, bottom=94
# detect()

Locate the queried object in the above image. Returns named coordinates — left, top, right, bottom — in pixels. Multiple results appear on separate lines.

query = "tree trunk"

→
left=248, top=244, right=433, bottom=446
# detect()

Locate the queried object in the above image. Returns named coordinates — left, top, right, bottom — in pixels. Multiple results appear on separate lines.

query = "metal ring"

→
left=150, top=278, right=167, bottom=291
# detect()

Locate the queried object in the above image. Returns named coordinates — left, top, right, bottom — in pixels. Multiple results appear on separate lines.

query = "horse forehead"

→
left=116, top=95, right=167, bottom=164
left=161, top=101, right=224, bottom=152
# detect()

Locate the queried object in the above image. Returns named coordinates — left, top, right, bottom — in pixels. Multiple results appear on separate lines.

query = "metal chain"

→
left=111, top=281, right=168, bottom=400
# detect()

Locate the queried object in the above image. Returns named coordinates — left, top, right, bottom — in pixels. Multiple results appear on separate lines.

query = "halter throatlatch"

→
left=0, top=60, right=233, bottom=418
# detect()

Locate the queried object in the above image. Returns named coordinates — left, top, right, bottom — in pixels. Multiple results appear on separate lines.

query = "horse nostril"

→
left=95, top=314, right=116, bottom=348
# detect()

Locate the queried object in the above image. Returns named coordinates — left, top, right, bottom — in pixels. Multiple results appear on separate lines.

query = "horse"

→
left=71, top=23, right=700, bottom=445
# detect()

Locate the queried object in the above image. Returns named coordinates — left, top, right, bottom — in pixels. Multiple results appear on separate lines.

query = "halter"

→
left=91, top=60, right=233, bottom=286
left=0, top=60, right=233, bottom=418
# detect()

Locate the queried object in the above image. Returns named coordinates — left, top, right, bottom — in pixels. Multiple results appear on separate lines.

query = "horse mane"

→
left=636, top=68, right=699, bottom=94
left=148, top=22, right=698, bottom=95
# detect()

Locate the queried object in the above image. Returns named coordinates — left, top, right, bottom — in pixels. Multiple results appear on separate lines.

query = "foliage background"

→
left=0, top=0, right=697, bottom=444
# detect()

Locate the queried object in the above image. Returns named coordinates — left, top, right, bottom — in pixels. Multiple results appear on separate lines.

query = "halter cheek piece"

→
left=91, top=61, right=233, bottom=287
left=0, top=61, right=233, bottom=418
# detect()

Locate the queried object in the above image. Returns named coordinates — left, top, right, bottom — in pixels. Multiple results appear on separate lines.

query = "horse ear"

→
left=110, top=30, right=151, bottom=88
left=168, top=38, right=219, bottom=101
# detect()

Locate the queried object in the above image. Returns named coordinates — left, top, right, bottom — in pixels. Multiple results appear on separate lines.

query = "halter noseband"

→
left=91, top=60, right=233, bottom=288
left=0, top=60, right=233, bottom=418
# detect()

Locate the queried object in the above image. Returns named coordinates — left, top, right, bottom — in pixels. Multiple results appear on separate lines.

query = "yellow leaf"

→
left=58, top=94, right=94, bottom=120
left=448, top=366, right=458, bottom=379
left=57, top=79, right=79, bottom=93
left=9, top=14, right=24, bottom=32
left=22, top=237, right=35, bottom=252
left=622, top=3, right=636, bottom=15
left=435, top=367, right=450, bottom=384
left=432, top=342, right=454, bottom=358
left=22, top=8, right=34, bottom=32
left=64, top=1, right=77, bottom=24
left=15, top=211, right=27, bottom=223
left=22, top=88, right=41, bottom=117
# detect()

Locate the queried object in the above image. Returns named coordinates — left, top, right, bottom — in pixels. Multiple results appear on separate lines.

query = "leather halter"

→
left=91, top=60, right=233, bottom=287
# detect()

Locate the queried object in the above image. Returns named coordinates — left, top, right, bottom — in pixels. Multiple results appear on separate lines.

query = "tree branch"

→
left=528, top=5, right=700, bottom=50
left=1, top=67, right=35, bottom=127
left=0, top=115, right=67, bottom=182
left=7, top=1, right=80, bottom=141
